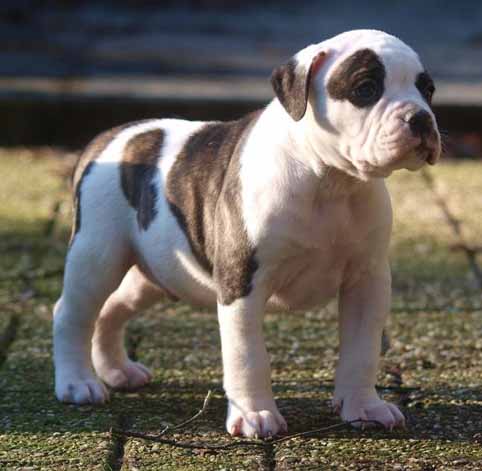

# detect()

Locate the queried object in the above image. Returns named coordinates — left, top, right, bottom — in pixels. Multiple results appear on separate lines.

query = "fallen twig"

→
left=43, top=200, right=62, bottom=237
left=112, top=417, right=389, bottom=452
left=376, top=385, right=420, bottom=393
left=160, top=389, right=213, bottom=435
left=111, top=428, right=265, bottom=450
left=270, top=419, right=385, bottom=444
left=391, top=304, right=482, bottom=313
left=421, top=169, right=482, bottom=290
left=111, top=389, right=215, bottom=446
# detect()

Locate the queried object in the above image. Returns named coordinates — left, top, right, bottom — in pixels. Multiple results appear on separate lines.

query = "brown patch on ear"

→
left=271, top=51, right=327, bottom=121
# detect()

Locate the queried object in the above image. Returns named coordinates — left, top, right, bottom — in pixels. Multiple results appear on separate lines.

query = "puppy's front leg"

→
left=334, top=260, right=405, bottom=429
left=217, top=293, right=287, bottom=438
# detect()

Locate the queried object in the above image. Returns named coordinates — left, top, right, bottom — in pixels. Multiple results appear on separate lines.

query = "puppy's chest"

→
left=263, top=203, right=366, bottom=310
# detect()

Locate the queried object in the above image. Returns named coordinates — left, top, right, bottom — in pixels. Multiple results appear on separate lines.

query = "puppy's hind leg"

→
left=92, top=265, right=164, bottom=390
left=54, top=236, right=131, bottom=405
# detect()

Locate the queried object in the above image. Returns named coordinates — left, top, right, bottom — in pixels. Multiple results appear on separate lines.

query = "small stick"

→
left=111, top=428, right=265, bottom=450
left=161, top=389, right=213, bottom=435
left=421, top=169, right=482, bottom=289
left=172, top=389, right=212, bottom=430
left=269, top=419, right=385, bottom=444
left=112, top=419, right=388, bottom=452
left=376, top=385, right=420, bottom=393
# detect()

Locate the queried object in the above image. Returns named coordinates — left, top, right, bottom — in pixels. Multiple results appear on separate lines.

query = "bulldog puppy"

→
left=53, top=29, right=441, bottom=438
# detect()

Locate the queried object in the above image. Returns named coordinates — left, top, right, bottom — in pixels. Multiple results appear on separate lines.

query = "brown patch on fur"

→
left=327, top=48, right=385, bottom=108
left=70, top=123, right=132, bottom=243
left=120, top=129, right=164, bottom=230
left=166, top=111, right=262, bottom=305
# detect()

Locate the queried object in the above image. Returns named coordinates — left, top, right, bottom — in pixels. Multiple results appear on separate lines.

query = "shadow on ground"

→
left=1, top=150, right=482, bottom=469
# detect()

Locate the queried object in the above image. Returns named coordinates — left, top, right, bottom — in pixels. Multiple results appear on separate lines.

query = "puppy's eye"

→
left=353, top=79, right=379, bottom=101
left=422, top=84, right=435, bottom=103
left=416, top=72, right=435, bottom=105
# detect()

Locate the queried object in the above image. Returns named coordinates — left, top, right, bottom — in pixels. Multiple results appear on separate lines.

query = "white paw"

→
left=333, top=389, right=405, bottom=430
left=56, top=377, right=109, bottom=405
left=95, top=360, right=152, bottom=390
left=226, top=400, right=287, bottom=438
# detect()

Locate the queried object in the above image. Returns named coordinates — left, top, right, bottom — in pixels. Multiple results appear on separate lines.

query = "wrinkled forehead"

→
left=324, top=30, right=424, bottom=83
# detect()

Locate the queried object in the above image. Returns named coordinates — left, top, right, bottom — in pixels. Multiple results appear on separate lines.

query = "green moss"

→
left=0, top=151, right=481, bottom=469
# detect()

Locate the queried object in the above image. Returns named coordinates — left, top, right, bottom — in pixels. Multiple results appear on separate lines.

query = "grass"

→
left=0, top=150, right=481, bottom=470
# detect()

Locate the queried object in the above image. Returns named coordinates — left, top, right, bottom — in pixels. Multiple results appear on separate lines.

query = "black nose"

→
left=408, top=110, right=433, bottom=138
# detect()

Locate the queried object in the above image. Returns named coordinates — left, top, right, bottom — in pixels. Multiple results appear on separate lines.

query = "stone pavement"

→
left=0, top=146, right=481, bottom=470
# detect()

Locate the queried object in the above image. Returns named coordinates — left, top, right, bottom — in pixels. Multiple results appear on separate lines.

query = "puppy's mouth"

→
left=414, top=139, right=438, bottom=166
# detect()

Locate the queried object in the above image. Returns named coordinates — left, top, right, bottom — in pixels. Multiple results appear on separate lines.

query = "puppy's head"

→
left=271, top=30, right=441, bottom=179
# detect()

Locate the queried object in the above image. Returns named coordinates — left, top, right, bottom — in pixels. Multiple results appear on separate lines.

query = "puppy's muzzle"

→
left=404, top=109, right=439, bottom=165
left=408, top=110, right=432, bottom=139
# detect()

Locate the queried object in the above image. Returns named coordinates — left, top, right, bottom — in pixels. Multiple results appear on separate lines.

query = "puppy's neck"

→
left=273, top=104, right=373, bottom=200
left=316, top=166, right=368, bottom=199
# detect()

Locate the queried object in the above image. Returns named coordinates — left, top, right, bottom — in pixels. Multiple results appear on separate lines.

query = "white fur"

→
left=54, top=30, right=440, bottom=436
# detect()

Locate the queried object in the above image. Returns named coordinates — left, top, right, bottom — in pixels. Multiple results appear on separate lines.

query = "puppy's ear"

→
left=271, top=51, right=328, bottom=121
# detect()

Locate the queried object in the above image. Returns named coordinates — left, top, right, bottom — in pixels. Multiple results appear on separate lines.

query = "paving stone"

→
left=1, top=150, right=481, bottom=469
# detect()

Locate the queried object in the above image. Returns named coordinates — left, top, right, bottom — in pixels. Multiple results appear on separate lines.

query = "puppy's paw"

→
left=333, top=389, right=405, bottom=430
left=56, top=377, right=109, bottom=405
left=96, top=360, right=152, bottom=390
left=226, top=401, right=287, bottom=438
